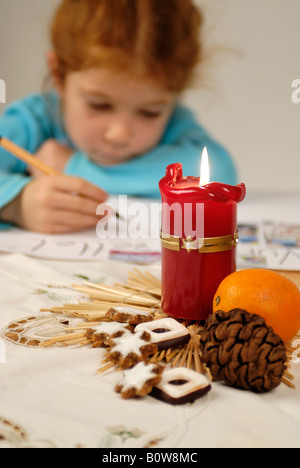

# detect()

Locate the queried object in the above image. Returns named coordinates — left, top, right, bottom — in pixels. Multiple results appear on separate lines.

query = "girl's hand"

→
left=1, top=174, right=108, bottom=234
left=29, top=139, right=73, bottom=177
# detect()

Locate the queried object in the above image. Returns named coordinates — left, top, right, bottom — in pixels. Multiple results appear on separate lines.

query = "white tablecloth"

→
left=0, top=190, right=299, bottom=448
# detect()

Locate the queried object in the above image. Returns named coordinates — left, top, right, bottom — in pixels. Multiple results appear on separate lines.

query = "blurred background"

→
left=0, top=0, right=299, bottom=193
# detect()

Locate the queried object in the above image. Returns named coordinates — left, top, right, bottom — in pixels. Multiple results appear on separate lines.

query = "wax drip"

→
left=198, top=182, right=246, bottom=203
left=161, top=164, right=246, bottom=204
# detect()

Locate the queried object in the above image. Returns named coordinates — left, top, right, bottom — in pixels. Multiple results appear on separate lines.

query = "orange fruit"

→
left=213, top=269, right=300, bottom=343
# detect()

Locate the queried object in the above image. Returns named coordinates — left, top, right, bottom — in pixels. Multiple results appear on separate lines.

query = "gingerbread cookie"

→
left=105, top=306, right=153, bottom=325
left=135, top=317, right=191, bottom=350
left=151, top=368, right=211, bottom=405
left=86, top=322, right=133, bottom=347
left=115, top=362, right=164, bottom=399
left=107, top=330, right=158, bottom=369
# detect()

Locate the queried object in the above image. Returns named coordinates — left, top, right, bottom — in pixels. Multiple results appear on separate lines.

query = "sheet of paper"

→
left=237, top=221, right=300, bottom=271
left=0, top=196, right=162, bottom=263
left=0, top=229, right=160, bottom=262
left=0, top=193, right=299, bottom=269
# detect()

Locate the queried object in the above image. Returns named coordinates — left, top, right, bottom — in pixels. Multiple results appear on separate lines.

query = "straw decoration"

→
left=39, top=268, right=298, bottom=389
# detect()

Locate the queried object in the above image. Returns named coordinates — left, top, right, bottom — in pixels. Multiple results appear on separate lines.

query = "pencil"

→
left=0, top=136, right=124, bottom=220
left=0, top=136, right=59, bottom=176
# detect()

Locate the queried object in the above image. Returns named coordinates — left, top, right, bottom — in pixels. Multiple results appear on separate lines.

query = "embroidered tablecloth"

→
left=0, top=190, right=300, bottom=448
left=0, top=252, right=299, bottom=449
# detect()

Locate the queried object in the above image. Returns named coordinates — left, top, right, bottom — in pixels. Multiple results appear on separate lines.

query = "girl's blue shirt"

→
left=0, top=91, right=237, bottom=229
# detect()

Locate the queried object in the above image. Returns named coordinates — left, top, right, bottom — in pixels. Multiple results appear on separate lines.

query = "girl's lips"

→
left=88, top=150, right=123, bottom=162
left=89, top=149, right=136, bottom=165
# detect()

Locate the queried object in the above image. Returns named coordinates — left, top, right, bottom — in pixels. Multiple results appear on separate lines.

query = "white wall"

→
left=185, top=0, right=300, bottom=192
left=0, top=0, right=299, bottom=192
left=0, top=0, right=59, bottom=100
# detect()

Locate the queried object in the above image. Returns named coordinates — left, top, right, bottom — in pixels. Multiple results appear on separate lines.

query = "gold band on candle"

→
left=160, top=231, right=239, bottom=253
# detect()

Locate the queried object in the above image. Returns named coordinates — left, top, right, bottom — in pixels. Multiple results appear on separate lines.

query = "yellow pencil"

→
left=0, top=136, right=59, bottom=176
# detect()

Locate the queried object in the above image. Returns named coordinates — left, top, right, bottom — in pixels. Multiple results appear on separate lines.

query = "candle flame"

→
left=199, top=147, right=210, bottom=186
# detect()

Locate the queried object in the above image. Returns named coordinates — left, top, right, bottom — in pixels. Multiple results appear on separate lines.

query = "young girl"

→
left=0, top=0, right=237, bottom=234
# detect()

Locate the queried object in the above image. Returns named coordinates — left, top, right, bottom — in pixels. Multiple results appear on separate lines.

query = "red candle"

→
left=159, top=155, right=246, bottom=321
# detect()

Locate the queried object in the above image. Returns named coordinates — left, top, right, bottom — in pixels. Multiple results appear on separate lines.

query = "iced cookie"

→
left=86, top=322, right=133, bottom=347
left=106, top=306, right=153, bottom=325
left=107, top=330, right=158, bottom=368
left=115, top=362, right=164, bottom=399
left=151, top=368, right=211, bottom=405
left=135, top=317, right=191, bottom=350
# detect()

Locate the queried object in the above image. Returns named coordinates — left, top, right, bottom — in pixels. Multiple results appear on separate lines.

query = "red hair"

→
left=50, top=0, right=203, bottom=92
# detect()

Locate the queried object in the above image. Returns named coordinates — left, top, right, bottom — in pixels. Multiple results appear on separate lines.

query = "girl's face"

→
left=60, top=68, right=177, bottom=166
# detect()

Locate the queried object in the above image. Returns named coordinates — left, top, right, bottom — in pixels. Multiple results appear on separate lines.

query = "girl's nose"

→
left=103, top=119, right=131, bottom=147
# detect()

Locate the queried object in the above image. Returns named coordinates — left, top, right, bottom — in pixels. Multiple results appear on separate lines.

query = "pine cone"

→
left=199, top=309, right=287, bottom=393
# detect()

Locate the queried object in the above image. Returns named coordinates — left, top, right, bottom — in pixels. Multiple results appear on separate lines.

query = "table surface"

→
left=0, top=190, right=299, bottom=449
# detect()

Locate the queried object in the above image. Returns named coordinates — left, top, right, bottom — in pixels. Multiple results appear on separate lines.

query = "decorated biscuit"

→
left=115, top=362, right=164, bottom=399
left=151, top=368, right=211, bottom=405
left=107, top=330, right=158, bottom=368
left=106, top=306, right=153, bottom=325
left=86, top=322, right=133, bottom=347
left=135, top=317, right=191, bottom=350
